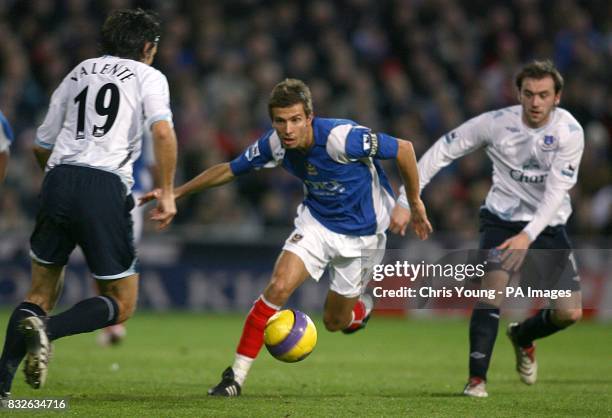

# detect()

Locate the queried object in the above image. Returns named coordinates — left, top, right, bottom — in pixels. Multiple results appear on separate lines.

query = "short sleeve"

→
left=141, top=69, right=173, bottom=129
left=230, top=130, right=283, bottom=175
left=345, top=127, right=399, bottom=160
left=35, top=76, right=70, bottom=149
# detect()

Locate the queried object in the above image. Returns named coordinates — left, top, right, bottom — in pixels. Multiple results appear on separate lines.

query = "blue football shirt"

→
left=230, top=118, right=398, bottom=236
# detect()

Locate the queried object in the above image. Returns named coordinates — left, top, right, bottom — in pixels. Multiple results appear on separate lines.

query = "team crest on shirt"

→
left=289, top=233, right=303, bottom=243
left=306, top=162, right=318, bottom=176
left=540, top=135, right=557, bottom=152
left=245, top=143, right=260, bottom=161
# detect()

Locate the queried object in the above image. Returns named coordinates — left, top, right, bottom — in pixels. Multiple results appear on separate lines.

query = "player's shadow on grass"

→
left=426, top=393, right=466, bottom=398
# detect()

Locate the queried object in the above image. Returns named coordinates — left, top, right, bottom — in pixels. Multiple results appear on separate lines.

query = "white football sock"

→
left=232, top=353, right=254, bottom=386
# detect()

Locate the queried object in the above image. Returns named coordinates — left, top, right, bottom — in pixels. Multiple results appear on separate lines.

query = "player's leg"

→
left=507, top=291, right=581, bottom=385
left=464, top=209, right=517, bottom=397
left=323, top=259, right=374, bottom=334
left=45, top=274, right=137, bottom=341
left=21, top=165, right=139, bottom=389
left=96, top=193, right=143, bottom=346
left=208, top=250, right=311, bottom=396
left=210, top=206, right=328, bottom=396
left=323, top=229, right=385, bottom=334
left=463, top=269, right=509, bottom=397
left=0, top=166, right=77, bottom=392
left=0, top=262, right=65, bottom=395
left=322, top=290, right=373, bottom=332
left=507, top=239, right=581, bottom=385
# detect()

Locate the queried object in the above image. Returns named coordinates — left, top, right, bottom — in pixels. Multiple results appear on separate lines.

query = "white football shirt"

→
left=35, top=56, right=173, bottom=191
left=398, top=105, right=584, bottom=240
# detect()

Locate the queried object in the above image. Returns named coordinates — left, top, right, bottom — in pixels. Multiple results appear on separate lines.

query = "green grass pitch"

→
left=2, top=311, right=611, bottom=417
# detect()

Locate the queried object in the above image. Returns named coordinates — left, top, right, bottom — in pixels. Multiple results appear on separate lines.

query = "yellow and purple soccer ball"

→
left=264, top=309, right=317, bottom=362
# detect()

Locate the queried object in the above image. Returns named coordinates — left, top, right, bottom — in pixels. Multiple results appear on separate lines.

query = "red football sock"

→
left=236, top=296, right=279, bottom=359
left=344, top=299, right=366, bottom=331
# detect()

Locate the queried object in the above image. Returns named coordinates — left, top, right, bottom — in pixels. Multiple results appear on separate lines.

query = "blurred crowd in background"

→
left=0, top=0, right=610, bottom=242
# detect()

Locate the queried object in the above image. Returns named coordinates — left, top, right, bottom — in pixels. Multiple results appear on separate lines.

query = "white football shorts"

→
left=283, top=204, right=386, bottom=298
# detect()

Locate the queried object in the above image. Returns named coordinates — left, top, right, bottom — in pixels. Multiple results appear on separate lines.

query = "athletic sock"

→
left=468, top=302, right=500, bottom=380
left=232, top=354, right=254, bottom=386
left=0, top=302, right=46, bottom=393
left=515, top=309, right=567, bottom=348
left=46, top=296, right=119, bottom=341
left=343, top=299, right=367, bottom=332
left=234, top=295, right=279, bottom=382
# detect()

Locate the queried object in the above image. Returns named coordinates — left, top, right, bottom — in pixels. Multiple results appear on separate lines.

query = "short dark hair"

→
left=515, top=59, right=564, bottom=93
left=100, top=9, right=161, bottom=61
left=268, top=79, right=314, bottom=118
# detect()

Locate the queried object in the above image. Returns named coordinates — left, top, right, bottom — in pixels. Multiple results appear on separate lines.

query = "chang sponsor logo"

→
left=510, top=169, right=547, bottom=183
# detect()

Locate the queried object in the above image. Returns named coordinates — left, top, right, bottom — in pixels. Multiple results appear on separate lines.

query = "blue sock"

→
left=0, top=302, right=46, bottom=393
left=46, top=296, right=120, bottom=341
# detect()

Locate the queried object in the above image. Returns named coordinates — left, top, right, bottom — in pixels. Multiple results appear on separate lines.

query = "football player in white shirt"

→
left=0, top=9, right=177, bottom=398
left=0, top=110, right=14, bottom=184
left=392, top=60, right=584, bottom=398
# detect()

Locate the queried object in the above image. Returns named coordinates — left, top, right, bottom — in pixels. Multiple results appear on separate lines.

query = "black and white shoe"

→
left=507, top=322, right=537, bottom=385
left=20, top=316, right=52, bottom=389
left=463, top=376, right=488, bottom=398
left=207, top=367, right=242, bottom=397
left=0, top=391, right=10, bottom=408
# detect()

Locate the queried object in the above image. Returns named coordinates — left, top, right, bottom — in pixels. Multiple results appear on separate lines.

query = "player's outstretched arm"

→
left=174, top=162, right=235, bottom=199
left=139, top=162, right=236, bottom=206
left=150, top=120, right=178, bottom=230
left=395, top=139, right=432, bottom=240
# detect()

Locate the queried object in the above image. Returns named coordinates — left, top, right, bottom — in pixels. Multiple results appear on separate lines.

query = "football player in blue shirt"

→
left=142, top=78, right=432, bottom=396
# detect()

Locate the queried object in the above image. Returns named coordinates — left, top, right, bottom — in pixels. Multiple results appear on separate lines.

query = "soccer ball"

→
left=264, top=309, right=317, bottom=362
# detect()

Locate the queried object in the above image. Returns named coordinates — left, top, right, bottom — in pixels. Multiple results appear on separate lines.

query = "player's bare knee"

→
left=551, top=308, right=582, bottom=327
left=265, top=278, right=292, bottom=304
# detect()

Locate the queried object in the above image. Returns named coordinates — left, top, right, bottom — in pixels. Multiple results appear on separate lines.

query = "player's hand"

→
left=138, top=188, right=164, bottom=206
left=389, top=204, right=411, bottom=236
left=408, top=198, right=433, bottom=240
left=497, top=231, right=531, bottom=271
left=149, top=191, right=177, bottom=230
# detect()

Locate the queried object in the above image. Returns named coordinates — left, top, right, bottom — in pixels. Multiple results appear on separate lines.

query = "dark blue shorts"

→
left=30, top=164, right=138, bottom=279
left=478, top=209, right=580, bottom=291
